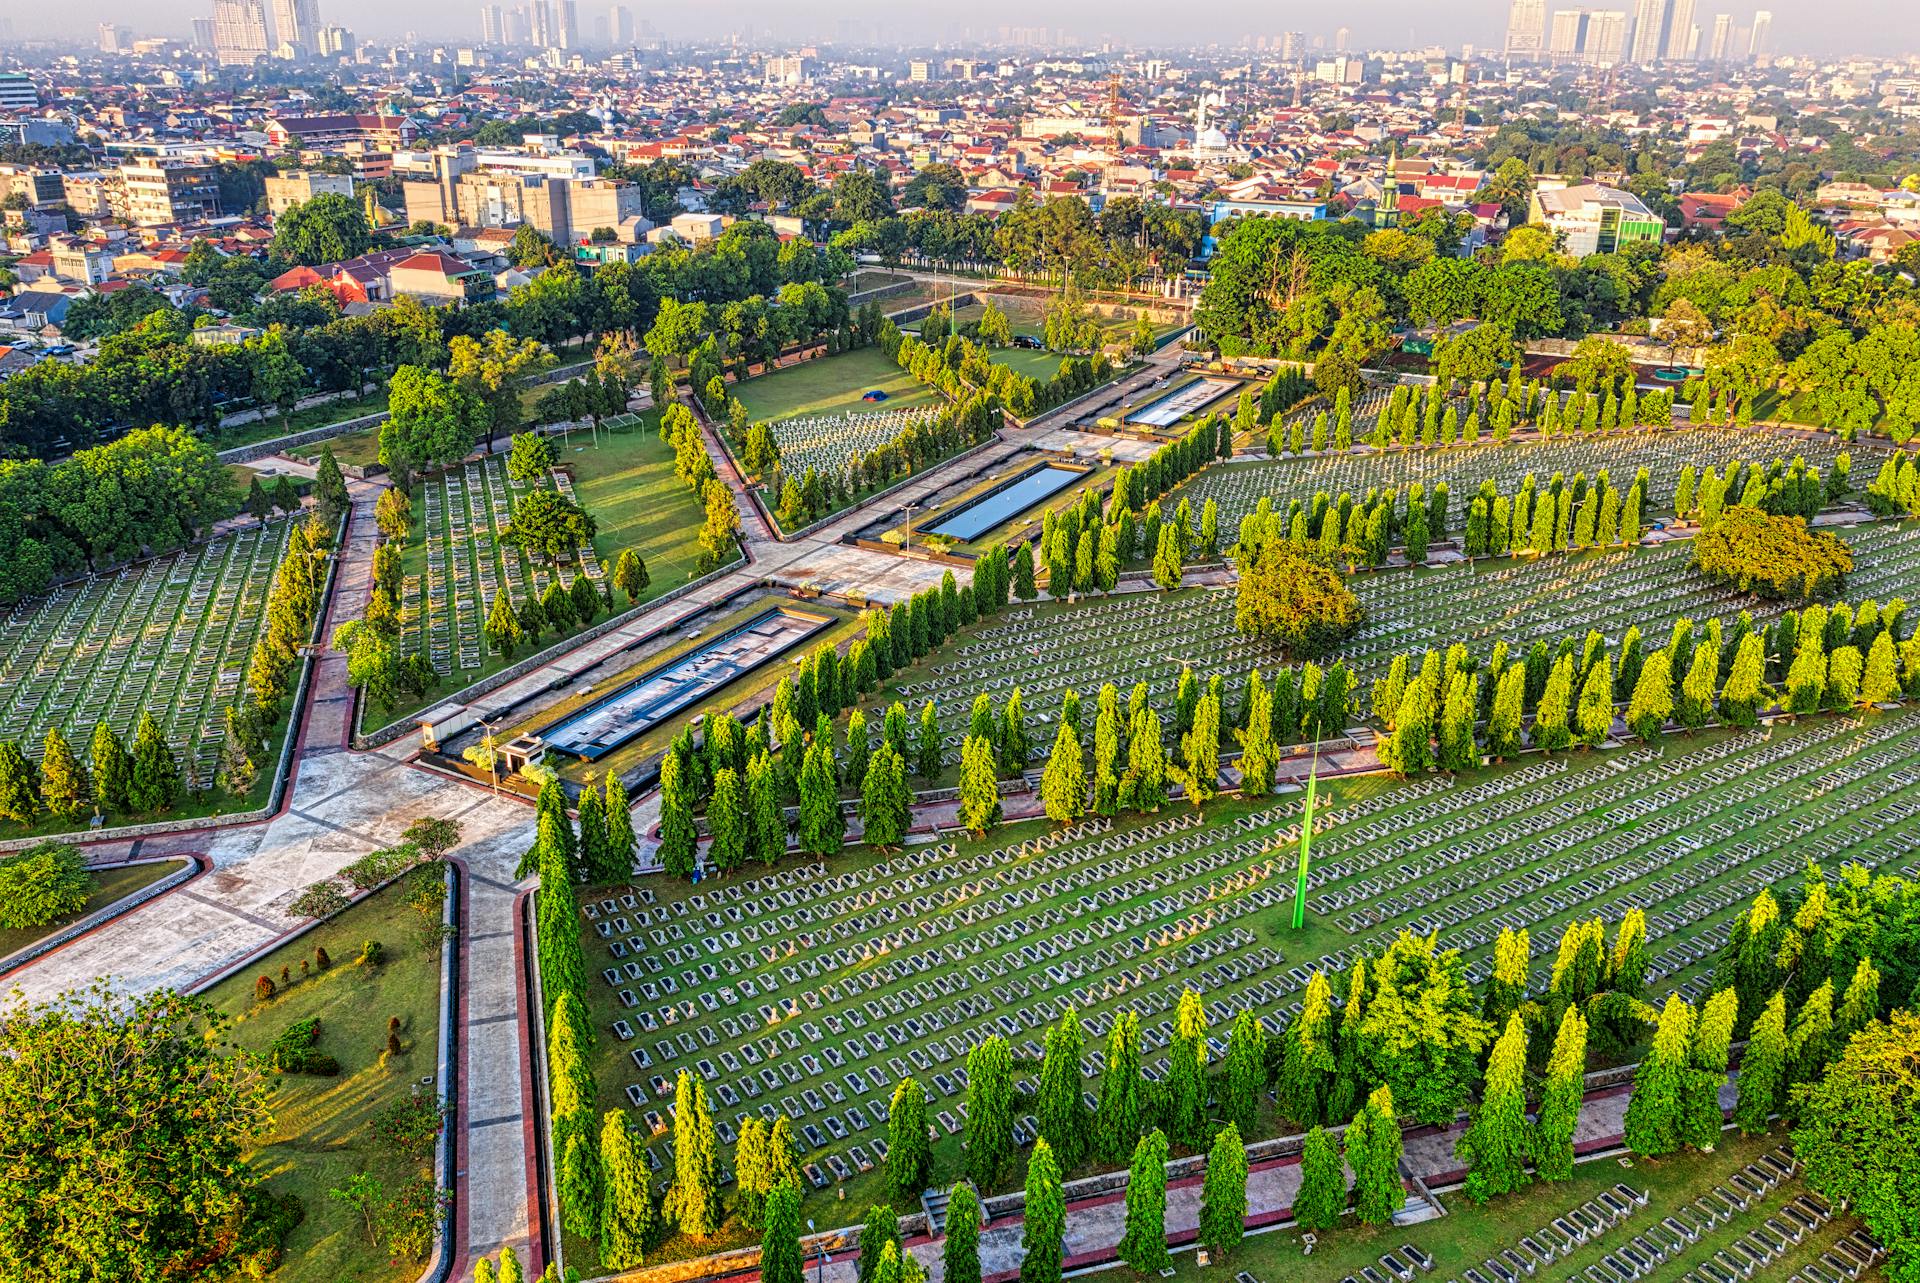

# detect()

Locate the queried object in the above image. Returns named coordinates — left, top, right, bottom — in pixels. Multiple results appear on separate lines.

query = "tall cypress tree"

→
left=1786, top=979, right=1836, bottom=1092
left=658, top=751, right=698, bottom=878
left=747, top=751, right=786, bottom=865
left=602, top=772, right=636, bottom=879
left=1200, top=1124, right=1249, bottom=1257
left=667, top=1070, right=722, bottom=1237
left=956, top=736, right=1001, bottom=838
left=599, top=1110, right=653, bottom=1269
left=943, top=1183, right=981, bottom=1283
left=1292, top=1125, right=1346, bottom=1232
left=707, top=768, right=747, bottom=873
left=797, top=740, right=843, bottom=856
left=1733, top=990, right=1788, bottom=1135
left=1684, top=987, right=1738, bottom=1151
left=1222, top=1010, right=1268, bottom=1137
left=1483, top=927, right=1531, bottom=1031
left=1278, top=971, right=1336, bottom=1127
left=964, top=1036, right=1014, bottom=1187
left=1625, top=994, right=1695, bottom=1157
left=762, top=1183, right=804, bottom=1283
left=1039, top=719, right=1085, bottom=824
left=1534, top=1006, right=1587, bottom=1181
left=1020, top=1139, right=1065, bottom=1283
left=1095, top=1011, right=1143, bottom=1164
left=1347, top=1086, right=1404, bottom=1226
left=1169, top=989, right=1209, bottom=1150
left=1035, top=1006, right=1087, bottom=1165
left=888, top=1078, right=932, bottom=1200
left=858, top=1205, right=899, bottom=1283
left=1117, top=1130, right=1171, bottom=1273
left=89, top=720, right=132, bottom=812
left=1458, top=1014, right=1531, bottom=1203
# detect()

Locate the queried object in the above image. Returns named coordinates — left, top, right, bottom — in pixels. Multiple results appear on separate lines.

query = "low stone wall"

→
left=353, top=554, right=751, bottom=750
left=217, top=409, right=391, bottom=465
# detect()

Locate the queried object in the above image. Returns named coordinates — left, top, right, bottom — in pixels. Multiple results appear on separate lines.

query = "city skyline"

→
left=5, top=0, right=1916, bottom=53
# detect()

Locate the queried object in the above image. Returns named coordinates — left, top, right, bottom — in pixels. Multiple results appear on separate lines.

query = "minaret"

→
left=1375, top=142, right=1400, bottom=229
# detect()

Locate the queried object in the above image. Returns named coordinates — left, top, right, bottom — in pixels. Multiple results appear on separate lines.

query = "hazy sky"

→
left=10, top=0, right=1915, bottom=55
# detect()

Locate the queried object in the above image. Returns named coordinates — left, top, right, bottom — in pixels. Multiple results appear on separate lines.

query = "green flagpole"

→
left=1292, top=741, right=1319, bottom=930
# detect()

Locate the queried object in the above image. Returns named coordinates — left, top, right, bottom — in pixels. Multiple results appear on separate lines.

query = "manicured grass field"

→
left=1161, top=1131, right=1872, bottom=1283
left=731, top=348, right=941, bottom=423
left=290, top=424, right=384, bottom=471
left=0, top=858, right=189, bottom=962
left=561, top=703, right=1920, bottom=1251
left=203, top=875, right=446, bottom=1283
left=371, top=422, right=707, bottom=731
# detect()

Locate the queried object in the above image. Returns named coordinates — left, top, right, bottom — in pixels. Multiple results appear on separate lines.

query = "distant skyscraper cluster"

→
left=1506, top=0, right=1771, bottom=65
left=210, top=0, right=346, bottom=63
left=479, top=2, right=649, bottom=49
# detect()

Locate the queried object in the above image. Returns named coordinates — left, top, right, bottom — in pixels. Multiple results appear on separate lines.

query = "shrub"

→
left=369, top=1093, right=449, bottom=1160
left=287, top=879, right=349, bottom=920
left=314, top=945, right=331, bottom=970
left=254, top=975, right=277, bottom=1003
left=0, top=841, right=95, bottom=929
left=1691, top=507, right=1852, bottom=601
left=358, top=940, right=384, bottom=966
left=341, top=845, right=418, bottom=892
left=267, top=1017, right=340, bottom=1076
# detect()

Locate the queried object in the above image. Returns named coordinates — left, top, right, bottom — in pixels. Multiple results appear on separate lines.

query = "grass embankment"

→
left=203, top=874, right=446, bottom=1283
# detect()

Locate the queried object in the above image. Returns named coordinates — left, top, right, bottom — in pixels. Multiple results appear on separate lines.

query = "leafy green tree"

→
left=708, top=768, right=747, bottom=873
left=1534, top=1007, right=1587, bottom=1181
left=943, top=1185, right=982, bottom=1283
left=272, top=191, right=372, bottom=264
left=1020, top=1139, right=1065, bottom=1283
left=860, top=744, right=909, bottom=850
left=1788, top=1011, right=1920, bottom=1279
left=761, top=1182, right=804, bottom=1283
left=1095, top=1011, right=1144, bottom=1164
left=1222, top=1010, right=1268, bottom=1136
left=1034, top=1006, right=1087, bottom=1167
left=1788, top=980, right=1837, bottom=1093
left=0, top=741, right=39, bottom=826
left=858, top=1204, right=899, bottom=1283
left=128, top=712, right=180, bottom=813
left=797, top=740, right=843, bottom=856
left=1200, top=1124, right=1249, bottom=1257
left=665, top=1070, right=721, bottom=1237
left=657, top=752, right=697, bottom=878
left=1458, top=1014, right=1531, bottom=1203
left=87, top=722, right=131, bottom=814
left=1168, top=988, right=1209, bottom=1150
left=0, top=986, right=272, bottom=1282
left=1292, top=1126, right=1346, bottom=1232
left=484, top=590, right=524, bottom=658
left=1734, top=990, right=1789, bottom=1135
left=888, top=1078, right=933, bottom=1200
left=1684, top=987, right=1738, bottom=1151
left=1117, top=1130, right=1171, bottom=1273
left=1625, top=994, right=1695, bottom=1157
left=956, top=736, right=1001, bottom=838
left=611, top=549, right=651, bottom=605
left=0, top=842, right=94, bottom=929
left=1346, top=1086, right=1404, bottom=1226
left=1278, top=971, right=1336, bottom=1126
left=1039, top=719, right=1085, bottom=824
left=964, top=1036, right=1014, bottom=1187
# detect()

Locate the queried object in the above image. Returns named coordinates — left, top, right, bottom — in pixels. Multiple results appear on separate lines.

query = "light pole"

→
left=476, top=715, right=501, bottom=798
left=902, top=503, right=919, bottom=555
left=807, top=1220, right=825, bottom=1283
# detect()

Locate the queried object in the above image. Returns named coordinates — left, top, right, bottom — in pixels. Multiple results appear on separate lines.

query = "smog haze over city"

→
left=6, top=0, right=1914, bottom=51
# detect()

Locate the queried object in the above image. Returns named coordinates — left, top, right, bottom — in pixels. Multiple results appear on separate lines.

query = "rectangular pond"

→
left=541, top=606, right=833, bottom=760
left=925, top=463, right=1085, bottom=542
left=1125, top=377, right=1240, bottom=427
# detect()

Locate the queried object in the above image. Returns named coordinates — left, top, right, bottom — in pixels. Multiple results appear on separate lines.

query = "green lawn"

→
left=1157, top=1131, right=1873, bottom=1283
left=987, top=346, right=1070, bottom=380
left=0, top=859, right=189, bottom=963
left=731, top=348, right=940, bottom=423
left=368, top=420, right=708, bottom=732
left=555, top=697, right=1920, bottom=1258
left=203, top=874, right=446, bottom=1283
left=290, top=425, right=384, bottom=471
left=217, top=387, right=391, bottom=452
